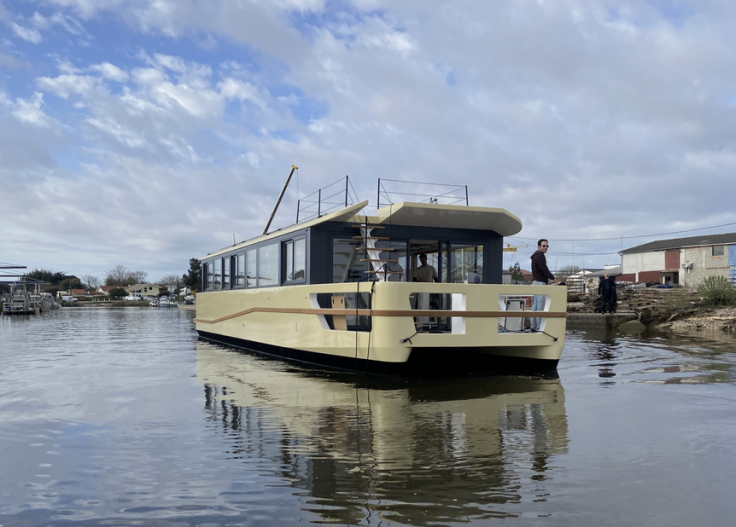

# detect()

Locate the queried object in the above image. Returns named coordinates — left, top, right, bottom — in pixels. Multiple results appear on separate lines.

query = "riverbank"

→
left=657, top=306, right=736, bottom=332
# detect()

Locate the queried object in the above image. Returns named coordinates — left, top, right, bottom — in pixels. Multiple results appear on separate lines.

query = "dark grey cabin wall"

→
left=309, top=221, right=504, bottom=285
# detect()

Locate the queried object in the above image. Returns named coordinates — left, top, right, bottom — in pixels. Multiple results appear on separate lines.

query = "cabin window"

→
left=332, top=239, right=372, bottom=282
left=283, top=238, right=306, bottom=283
left=213, top=259, right=222, bottom=290
left=285, top=241, right=293, bottom=281
left=246, top=249, right=257, bottom=287
left=294, top=238, right=306, bottom=280
left=448, top=243, right=484, bottom=283
left=713, top=246, right=725, bottom=257
left=204, top=263, right=212, bottom=290
left=223, top=257, right=231, bottom=289
left=258, top=243, right=278, bottom=287
left=235, top=254, right=245, bottom=286
left=410, top=240, right=439, bottom=283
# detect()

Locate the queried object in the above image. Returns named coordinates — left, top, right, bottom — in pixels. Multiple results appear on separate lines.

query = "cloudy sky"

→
left=2, top=0, right=736, bottom=283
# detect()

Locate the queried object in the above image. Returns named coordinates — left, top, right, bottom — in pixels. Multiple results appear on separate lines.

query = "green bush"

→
left=697, top=276, right=736, bottom=306
left=109, top=287, right=127, bottom=300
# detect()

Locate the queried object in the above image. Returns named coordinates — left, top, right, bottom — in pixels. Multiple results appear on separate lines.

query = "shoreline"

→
left=655, top=306, right=736, bottom=332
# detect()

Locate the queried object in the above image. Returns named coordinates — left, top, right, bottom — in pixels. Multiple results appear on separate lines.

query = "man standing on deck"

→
left=530, top=239, right=556, bottom=332
left=413, top=254, right=438, bottom=283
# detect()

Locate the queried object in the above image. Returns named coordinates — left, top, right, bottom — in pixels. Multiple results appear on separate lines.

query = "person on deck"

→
left=413, top=254, right=438, bottom=283
left=530, top=239, right=556, bottom=332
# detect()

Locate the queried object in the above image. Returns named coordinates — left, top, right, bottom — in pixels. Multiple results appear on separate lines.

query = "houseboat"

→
left=194, top=180, right=567, bottom=374
left=2, top=289, right=39, bottom=315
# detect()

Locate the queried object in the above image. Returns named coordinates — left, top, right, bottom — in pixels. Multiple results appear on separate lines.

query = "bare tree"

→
left=105, top=265, right=131, bottom=286
left=129, top=270, right=148, bottom=284
left=105, top=266, right=148, bottom=286
left=158, top=274, right=181, bottom=287
left=82, top=275, right=100, bottom=290
left=556, top=265, right=581, bottom=282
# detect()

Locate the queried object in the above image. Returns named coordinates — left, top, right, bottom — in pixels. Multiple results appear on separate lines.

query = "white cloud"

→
left=11, top=92, right=53, bottom=127
left=4, top=0, right=736, bottom=278
left=218, top=78, right=266, bottom=108
left=90, top=62, right=129, bottom=82
left=1, top=91, right=55, bottom=128
left=37, top=73, right=98, bottom=99
left=11, top=22, right=43, bottom=43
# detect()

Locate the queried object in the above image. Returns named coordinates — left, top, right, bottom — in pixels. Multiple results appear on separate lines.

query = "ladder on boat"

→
left=351, top=224, right=403, bottom=281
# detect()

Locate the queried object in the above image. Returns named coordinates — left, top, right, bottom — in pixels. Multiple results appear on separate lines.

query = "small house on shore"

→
left=620, top=233, right=736, bottom=287
left=125, top=283, right=162, bottom=297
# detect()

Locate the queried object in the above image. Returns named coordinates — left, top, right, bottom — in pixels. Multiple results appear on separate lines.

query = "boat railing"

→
left=297, top=176, right=361, bottom=223
left=377, top=178, right=468, bottom=209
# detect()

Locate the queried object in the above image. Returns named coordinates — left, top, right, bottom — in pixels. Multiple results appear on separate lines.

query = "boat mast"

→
left=263, top=165, right=298, bottom=235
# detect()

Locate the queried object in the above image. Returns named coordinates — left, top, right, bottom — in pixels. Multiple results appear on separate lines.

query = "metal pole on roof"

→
left=263, top=165, right=298, bottom=235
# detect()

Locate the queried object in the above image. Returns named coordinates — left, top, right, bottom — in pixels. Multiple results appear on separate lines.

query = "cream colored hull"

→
left=194, top=282, right=567, bottom=373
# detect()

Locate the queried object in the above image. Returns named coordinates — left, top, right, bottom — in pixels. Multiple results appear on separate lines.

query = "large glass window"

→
left=246, top=250, right=257, bottom=287
left=258, top=243, right=278, bottom=287
left=294, top=239, right=306, bottom=280
left=285, top=241, right=293, bottom=281
left=205, top=263, right=213, bottom=289
left=213, top=259, right=222, bottom=289
left=449, top=244, right=484, bottom=283
left=235, top=254, right=245, bottom=286
left=410, top=239, right=439, bottom=283
left=332, top=239, right=371, bottom=282
left=333, top=239, right=406, bottom=282
left=223, top=257, right=231, bottom=289
left=284, top=238, right=307, bottom=283
left=382, top=240, right=407, bottom=282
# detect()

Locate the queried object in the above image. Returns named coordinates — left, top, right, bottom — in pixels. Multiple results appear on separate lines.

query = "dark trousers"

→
left=602, top=293, right=615, bottom=313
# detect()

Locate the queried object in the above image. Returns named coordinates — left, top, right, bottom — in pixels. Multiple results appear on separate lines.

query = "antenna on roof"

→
left=263, top=165, right=298, bottom=235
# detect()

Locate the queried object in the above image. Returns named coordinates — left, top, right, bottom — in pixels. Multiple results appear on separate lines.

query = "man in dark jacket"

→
left=598, top=273, right=615, bottom=314
left=530, top=239, right=556, bottom=332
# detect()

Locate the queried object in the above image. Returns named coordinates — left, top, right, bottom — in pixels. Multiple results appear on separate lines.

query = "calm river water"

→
left=1, top=307, right=735, bottom=526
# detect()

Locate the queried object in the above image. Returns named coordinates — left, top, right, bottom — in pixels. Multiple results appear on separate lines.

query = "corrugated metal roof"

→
left=621, top=232, right=736, bottom=254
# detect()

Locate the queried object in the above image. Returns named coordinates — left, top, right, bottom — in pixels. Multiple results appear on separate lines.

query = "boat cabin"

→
left=200, top=200, right=522, bottom=292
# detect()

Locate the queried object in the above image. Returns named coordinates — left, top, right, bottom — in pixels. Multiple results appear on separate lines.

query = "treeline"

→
left=17, top=258, right=202, bottom=295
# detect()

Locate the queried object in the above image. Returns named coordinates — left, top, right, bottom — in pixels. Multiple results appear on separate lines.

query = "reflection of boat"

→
left=196, top=342, right=568, bottom=524
left=195, top=180, right=567, bottom=374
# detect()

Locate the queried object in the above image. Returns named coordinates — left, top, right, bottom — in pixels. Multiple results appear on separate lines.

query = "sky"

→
left=2, top=0, right=736, bottom=283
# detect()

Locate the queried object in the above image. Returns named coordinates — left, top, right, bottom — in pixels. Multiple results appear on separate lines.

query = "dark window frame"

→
left=282, top=236, right=307, bottom=285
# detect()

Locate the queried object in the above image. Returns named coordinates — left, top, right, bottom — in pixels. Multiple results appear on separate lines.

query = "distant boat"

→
left=2, top=289, right=39, bottom=315
left=158, top=296, right=174, bottom=307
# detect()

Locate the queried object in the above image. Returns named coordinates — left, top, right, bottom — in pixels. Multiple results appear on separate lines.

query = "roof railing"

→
left=377, top=178, right=468, bottom=209
left=297, top=176, right=360, bottom=223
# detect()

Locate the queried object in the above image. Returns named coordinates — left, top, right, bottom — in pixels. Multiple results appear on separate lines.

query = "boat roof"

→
left=203, top=200, right=369, bottom=259
left=202, top=200, right=522, bottom=260
left=367, top=202, right=522, bottom=236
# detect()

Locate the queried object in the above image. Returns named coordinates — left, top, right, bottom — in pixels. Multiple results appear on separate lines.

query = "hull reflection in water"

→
left=197, top=342, right=569, bottom=523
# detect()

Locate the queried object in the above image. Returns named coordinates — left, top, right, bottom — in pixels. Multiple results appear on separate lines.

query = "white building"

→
left=620, top=233, right=736, bottom=287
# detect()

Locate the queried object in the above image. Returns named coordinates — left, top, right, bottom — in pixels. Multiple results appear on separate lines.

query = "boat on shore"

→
left=194, top=177, right=567, bottom=374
